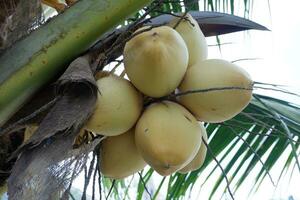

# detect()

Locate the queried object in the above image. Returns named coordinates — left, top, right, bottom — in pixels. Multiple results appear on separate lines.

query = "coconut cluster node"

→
left=81, top=13, right=253, bottom=178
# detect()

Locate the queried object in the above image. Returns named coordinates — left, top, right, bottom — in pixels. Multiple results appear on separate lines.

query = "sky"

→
left=207, top=0, right=300, bottom=104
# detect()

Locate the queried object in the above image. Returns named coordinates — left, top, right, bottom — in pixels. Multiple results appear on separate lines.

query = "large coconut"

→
left=99, top=128, right=147, bottom=179
left=123, top=26, right=189, bottom=97
left=178, top=59, right=253, bottom=123
left=168, top=13, right=208, bottom=67
left=135, top=101, right=202, bottom=176
left=179, top=123, right=207, bottom=173
left=85, top=73, right=143, bottom=136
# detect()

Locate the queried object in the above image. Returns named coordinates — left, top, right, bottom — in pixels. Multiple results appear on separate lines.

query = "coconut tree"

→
left=0, top=0, right=299, bottom=199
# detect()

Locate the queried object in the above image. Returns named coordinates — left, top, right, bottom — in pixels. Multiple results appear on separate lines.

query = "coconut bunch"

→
left=64, top=13, right=254, bottom=179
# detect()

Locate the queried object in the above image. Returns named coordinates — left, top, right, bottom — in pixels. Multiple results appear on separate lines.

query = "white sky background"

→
left=207, top=0, right=300, bottom=104
left=73, top=0, right=300, bottom=199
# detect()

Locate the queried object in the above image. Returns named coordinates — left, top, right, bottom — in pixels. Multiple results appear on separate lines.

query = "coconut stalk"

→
left=0, top=0, right=151, bottom=126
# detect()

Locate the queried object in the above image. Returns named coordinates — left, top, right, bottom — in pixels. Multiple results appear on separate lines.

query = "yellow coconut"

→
left=123, top=26, right=189, bottom=97
left=100, top=128, right=147, bottom=179
left=178, top=59, right=253, bottom=123
left=85, top=74, right=143, bottom=136
left=179, top=123, right=207, bottom=173
left=168, top=13, right=208, bottom=67
left=135, top=101, right=202, bottom=176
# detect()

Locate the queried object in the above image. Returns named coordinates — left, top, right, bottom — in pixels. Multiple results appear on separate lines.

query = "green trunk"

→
left=0, top=0, right=151, bottom=126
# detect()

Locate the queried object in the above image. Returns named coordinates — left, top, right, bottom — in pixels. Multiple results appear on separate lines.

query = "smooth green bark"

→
left=0, top=0, right=151, bottom=126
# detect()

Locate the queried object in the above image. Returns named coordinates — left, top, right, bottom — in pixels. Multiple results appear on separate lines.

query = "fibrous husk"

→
left=0, top=0, right=43, bottom=53
left=7, top=56, right=99, bottom=200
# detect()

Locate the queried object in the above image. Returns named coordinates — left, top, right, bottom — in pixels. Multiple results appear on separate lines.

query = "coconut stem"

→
left=143, top=86, right=253, bottom=107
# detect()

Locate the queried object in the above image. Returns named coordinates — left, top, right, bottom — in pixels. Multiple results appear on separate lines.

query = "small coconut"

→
left=124, top=26, right=189, bottom=97
left=179, top=123, right=207, bottom=173
left=85, top=73, right=143, bottom=136
left=168, top=13, right=208, bottom=67
left=100, top=128, right=147, bottom=179
left=178, top=59, right=253, bottom=123
left=135, top=101, right=202, bottom=176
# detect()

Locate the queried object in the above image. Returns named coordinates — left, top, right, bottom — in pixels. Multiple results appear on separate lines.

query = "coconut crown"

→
left=90, top=13, right=254, bottom=179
